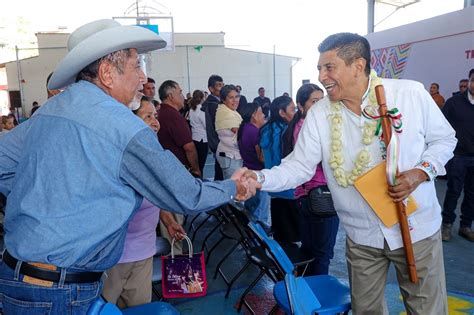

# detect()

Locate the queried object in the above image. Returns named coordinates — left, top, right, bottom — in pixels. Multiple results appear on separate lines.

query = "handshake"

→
left=230, top=168, right=262, bottom=202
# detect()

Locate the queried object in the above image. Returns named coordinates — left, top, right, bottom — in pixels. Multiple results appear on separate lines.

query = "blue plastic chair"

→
left=87, top=296, right=180, bottom=315
left=249, top=222, right=351, bottom=315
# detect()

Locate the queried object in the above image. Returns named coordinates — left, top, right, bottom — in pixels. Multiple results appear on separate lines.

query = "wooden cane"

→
left=375, top=85, right=419, bottom=284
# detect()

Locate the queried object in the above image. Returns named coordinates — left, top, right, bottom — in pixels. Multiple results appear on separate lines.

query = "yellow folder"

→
left=354, top=162, right=418, bottom=227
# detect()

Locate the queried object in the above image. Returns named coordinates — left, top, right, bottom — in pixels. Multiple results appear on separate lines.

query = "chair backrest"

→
left=249, top=222, right=322, bottom=314
left=248, top=222, right=293, bottom=274
left=87, top=297, right=122, bottom=315
left=226, top=205, right=260, bottom=248
left=285, top=273, right=322, bottom=314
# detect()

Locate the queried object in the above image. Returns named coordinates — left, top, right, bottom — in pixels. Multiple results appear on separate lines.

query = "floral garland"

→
left=329, top=70, right=382, bottom=187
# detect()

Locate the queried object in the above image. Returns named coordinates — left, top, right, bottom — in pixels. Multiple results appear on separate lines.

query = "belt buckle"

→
left=22, top=262, right=57, bottom=288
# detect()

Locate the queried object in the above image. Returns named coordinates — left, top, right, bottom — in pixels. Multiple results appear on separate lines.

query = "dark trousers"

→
left=442, top=155, right=474, bottom=228
left=297, top=197, right=339, bottom=276
left=214, top=156, right=223, bottom=181
left=270, top=198, right=300, bottom=243
left=193, top=140, right=208, bottom=176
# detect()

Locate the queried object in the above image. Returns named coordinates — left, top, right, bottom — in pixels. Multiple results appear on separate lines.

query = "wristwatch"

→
left=252, top=170, right=265, bottom=185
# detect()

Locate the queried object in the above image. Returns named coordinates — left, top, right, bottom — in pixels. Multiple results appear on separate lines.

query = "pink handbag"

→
left=161, top=235, right=207, bottom=298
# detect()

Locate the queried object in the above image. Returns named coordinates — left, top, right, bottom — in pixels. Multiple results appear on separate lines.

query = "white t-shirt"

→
left=188, top=104, right=207, bottom=142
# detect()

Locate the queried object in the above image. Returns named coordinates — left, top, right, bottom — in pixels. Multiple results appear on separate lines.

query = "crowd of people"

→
left=0, top=18, right=472, bottom=315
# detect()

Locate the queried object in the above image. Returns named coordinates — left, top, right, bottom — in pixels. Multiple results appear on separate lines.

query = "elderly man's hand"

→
left=231, top=168, right=260, bottom=201
left=243, top=170, right=258, bottom=182
left=388, top=169, right=428, bottom=202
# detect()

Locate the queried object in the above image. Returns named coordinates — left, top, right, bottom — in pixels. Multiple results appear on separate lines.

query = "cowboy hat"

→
left=48, top=19, right=167, bottom=90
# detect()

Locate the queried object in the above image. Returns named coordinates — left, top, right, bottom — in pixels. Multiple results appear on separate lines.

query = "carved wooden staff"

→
left=375, top=85, right=418, bottom=284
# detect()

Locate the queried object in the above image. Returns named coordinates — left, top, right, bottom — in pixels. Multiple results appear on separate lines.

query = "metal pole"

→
left=186, top=45, right=191, bottom=93
left=273, top=44, right=276, bottom=99
left=15, top=45, right=25, bottom=119
left=290, top=58, right=300, bottom=98
left=368, top=0, right=375, bottom=33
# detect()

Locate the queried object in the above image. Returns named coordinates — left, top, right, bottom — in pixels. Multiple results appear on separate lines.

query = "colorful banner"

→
left=371, top=44, right=411, bottom=79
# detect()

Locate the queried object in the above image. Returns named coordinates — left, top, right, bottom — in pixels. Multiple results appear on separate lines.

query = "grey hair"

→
left=76, top=49, right=133, bottom=83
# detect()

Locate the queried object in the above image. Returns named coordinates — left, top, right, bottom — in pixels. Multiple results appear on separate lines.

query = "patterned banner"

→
left=371, top=44, right=411, bottom=79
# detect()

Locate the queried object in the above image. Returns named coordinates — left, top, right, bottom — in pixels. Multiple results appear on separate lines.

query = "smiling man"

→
left=246, top=32, right=457, bottom=314
left=0, top=19, right=256, bottom=314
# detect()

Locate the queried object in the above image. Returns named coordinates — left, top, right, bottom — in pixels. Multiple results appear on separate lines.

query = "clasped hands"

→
left=231, top=168, right=262, bottom=201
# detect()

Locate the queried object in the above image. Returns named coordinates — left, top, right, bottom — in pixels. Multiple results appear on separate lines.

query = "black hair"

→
left=258, top=87, right=265, bottom=92
left=46, top=72, right=53, bottom=88
left=208, top=74, right=223, bottom=88
left=295, top=84, right=323, bottom=109
left=190, top=90, right=205, bottom=110
left=158, top=80, right=179, bottom=102
left=283, top=84, right=323, bottom=157
left=147, top=77, right=155, bottom=84
left=132, top=96, right=152, bottom=115
left=469, top=69, right=474, bottom=79
left=260, top=95, right=293, bottom=160
left=237, top=102, right=260, bottom=142
left=431, top=83, right=439, bottom=90
left=220, top=84, right=238, bottom=102
left=318, top=32, right=371, bottom=76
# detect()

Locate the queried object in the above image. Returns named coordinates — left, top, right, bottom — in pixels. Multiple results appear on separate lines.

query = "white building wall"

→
left=174, top=32, right=225, bottom=46
left=4, top=32, right=297, bottom=116
left=5, top=33, right=68, bottom=115
left=366, top=6, right=474, bottom=99
left=147, top=45, right=295, bottom=100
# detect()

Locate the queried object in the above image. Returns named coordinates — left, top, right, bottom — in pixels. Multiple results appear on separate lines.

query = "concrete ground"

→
left=164, top=154, right=474, bottom=314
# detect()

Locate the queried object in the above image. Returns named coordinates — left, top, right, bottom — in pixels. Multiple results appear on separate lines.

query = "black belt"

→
left=3, top=250, right=103, bottom=284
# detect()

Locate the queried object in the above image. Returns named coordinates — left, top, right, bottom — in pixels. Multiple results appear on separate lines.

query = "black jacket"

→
left=201, top=94, right=220, bottom=153
left=442, top=91, right=474, bottom=156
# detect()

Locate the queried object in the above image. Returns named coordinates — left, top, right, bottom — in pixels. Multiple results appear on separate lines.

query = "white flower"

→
left=328, top=88, right=382, bottom=187
left=358, top=150, right=371, bottom=163
left=363, top=137, right=373, bottom=145
left=332, top=130, right=342, bottom=140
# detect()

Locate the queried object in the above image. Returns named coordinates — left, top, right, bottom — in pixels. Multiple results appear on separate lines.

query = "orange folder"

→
left=354, top=162, right=418, bottom=227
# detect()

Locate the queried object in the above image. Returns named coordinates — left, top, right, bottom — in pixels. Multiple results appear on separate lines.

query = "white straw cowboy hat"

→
left=48, top=19, right=167, bottom=90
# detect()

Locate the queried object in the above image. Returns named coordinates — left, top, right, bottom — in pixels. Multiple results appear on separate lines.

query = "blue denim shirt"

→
left=0, top=81, right=236, bottom=271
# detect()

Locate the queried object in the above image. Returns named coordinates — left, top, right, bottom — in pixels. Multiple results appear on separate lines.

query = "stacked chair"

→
left=249, top=222, right=351, bottom=315
left=220, top=205, right=315, bottom=314
left=189, top=208, right=224, bottom=243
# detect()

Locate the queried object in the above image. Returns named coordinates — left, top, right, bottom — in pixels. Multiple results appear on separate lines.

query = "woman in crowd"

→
left=259, top=95, right=298, bottom=242
left=285, top=84, right=339, bottom=275
left=215, top=84, right=243, bottom=179
left=237, top=102, right=269, bottom=225
left=188, top=90, right=208, bottom=176
left=102, top=97, right=186, bottom=308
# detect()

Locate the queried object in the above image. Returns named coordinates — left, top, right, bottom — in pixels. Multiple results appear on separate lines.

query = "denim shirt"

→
left=0, top=81, right=236, bottom=271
